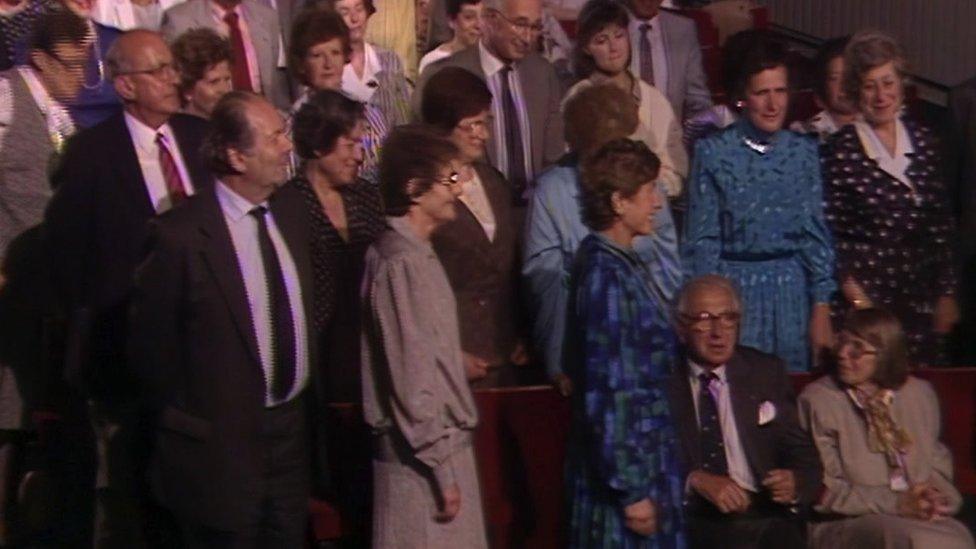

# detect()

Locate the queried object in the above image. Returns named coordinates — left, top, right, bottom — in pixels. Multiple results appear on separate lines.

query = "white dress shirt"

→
left=215, top=181, right=310, bottom=407
left=123, top=111, right=195, bottom=212
left=628, top=13, right=669, bottom=96
left=688, top=361, right=758, bottom=492
left=342, top=42, right=381, bottom=103
left=477, top=40, right=533, bottom=183
left=210, top=1, right=262, bottom=92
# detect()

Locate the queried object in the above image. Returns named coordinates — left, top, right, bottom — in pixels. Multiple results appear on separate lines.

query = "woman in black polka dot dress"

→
left=823, top=30, right=958, bottom=365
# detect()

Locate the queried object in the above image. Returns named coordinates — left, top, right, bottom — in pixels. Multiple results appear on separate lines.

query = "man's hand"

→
left=434, top=483, right=461, bottom=522
left=689, top=471, right=750, bottom=513
left=762, top=469, right=797, bottom=504
left=933, top=296, right=960, bottom=335
left=463, top=352, right=489, bottom=381
left=509, top=341, right=530, bottom=366
left=623, top=498, right=657, bottom=536
left=553, top=373, right=573, bottom=397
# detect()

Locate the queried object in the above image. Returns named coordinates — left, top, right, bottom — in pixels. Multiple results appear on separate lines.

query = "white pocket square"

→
left=758, top=401, right=777, bottom=425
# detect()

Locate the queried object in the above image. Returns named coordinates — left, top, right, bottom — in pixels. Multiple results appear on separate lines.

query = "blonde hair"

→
left=843, top=29, right=908, bottom=104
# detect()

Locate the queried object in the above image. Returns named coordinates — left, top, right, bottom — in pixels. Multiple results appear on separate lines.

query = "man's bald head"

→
left=107, top=30, right=180, bottom=128
left=106, top=29, right=168, bottom=78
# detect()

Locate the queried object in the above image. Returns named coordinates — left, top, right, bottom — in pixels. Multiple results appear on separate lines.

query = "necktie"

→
left=224, top=11, right=253, bottom=92
left=638, top=23, right=655, bottom=86
left=249, top=206, right=297, bottom=402
left=499, top=65, right=527, bottom=205
left=156, top=132, right=187, bottom=205
left=698, top=372, right=728, bottom=476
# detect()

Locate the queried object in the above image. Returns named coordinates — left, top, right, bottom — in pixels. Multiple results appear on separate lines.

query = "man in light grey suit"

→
left=415, top=0, right=564, bottom=205
left=624, top=0, right=712, bottom=120
left=161, top=0, right=292, bottom=109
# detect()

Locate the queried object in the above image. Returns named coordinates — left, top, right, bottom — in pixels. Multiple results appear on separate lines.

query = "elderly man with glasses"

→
left=415, top=0, right=564, bottom=208
left=667, top=274, right=823, bottom=549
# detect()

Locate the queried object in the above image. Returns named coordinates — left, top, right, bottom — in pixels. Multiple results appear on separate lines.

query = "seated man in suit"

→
left=161, top=0, right=291, bottom=109
left=130, top=91, right=324, bottom=547
left=667, top=275, right=822, bottom=549
left=415, top=0, right=564, bottom=205
left=623, top=0, right=712, bottom=120
left=45, top=28, right=211, bottom=548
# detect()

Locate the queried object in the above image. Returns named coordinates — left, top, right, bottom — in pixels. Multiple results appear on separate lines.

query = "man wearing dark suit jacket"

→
left=667, top=275, right=822, bottom=549
left=130, top=91, right=324, bottom=547
left=415, top=0, right=564, bottom=205
left=44, top=29, right=211, bottom=548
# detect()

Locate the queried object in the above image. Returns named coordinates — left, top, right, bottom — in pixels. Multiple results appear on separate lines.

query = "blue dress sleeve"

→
left=683, top=139, right=722, bottom=277
left=797, top=138, right=837, bottom=304
left=575, top=261, right=650, bottom=506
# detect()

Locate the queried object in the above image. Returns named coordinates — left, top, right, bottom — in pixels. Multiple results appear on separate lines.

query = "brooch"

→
left=743, top=136, right=772, bottom=155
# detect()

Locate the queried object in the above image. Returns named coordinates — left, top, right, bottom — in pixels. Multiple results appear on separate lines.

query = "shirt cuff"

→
left=432, top=457, right=456, bottom=490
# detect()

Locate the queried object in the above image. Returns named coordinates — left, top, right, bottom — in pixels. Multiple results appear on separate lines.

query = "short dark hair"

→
left=811, top=36, right=849, bottom=102
left=841, top=308, right=910, bottom=390
left=722, top=30, right=790, bottom=103
left=579, top=138, right=660, bottom=231
left=288, top=7, right=351, bottom=85
left=29, top=9, right=89, bottom=59
left=573, top=0, right=630, bottom=80
left=446, top=0, right=481, bottom=18
left=202, top=91, right=261, bottom=176
left=292, top=89, right=366, bottom=160
left=171, top=28, right=233, bottom=104
left=421, top=67, right=492, bottom=132
left=380, top=124, right=459, bottom=217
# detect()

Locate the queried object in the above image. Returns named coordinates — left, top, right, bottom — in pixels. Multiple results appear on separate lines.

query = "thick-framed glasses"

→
left=48, top=50, right=88, bottom=71
left=431, top=171, right=461, bottom=188
left=835, top=335, right=878, bottom=360
left=679, top=311, right=741, bottom=332
left=487, top=8, right=543, bottom=35
left=118, top=62, right=177, bottom=79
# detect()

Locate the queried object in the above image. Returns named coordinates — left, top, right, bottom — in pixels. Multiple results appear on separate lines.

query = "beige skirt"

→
left=810, top=513, right=975, bottom=549
left=372, top=435, right=487, bottom=548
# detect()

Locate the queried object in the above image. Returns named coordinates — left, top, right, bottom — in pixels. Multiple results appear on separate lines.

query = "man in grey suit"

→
left=415, top=0, right=564, bottom=205
left=161, top=0, right=292, bottom=109
left=624, top=0, right=712, bottom=120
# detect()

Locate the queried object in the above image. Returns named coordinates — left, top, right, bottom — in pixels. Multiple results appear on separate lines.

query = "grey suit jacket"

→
left=161, top=0, right=291, bottom=109
left=415, top=45, right=565, bottom=181
left=629, top=9, right=712, bottom=120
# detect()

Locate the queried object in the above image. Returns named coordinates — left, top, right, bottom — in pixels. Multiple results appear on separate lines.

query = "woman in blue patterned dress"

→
left=683, top=36, right=835, bottom=372
left=566, top=139, right=685, bottom=548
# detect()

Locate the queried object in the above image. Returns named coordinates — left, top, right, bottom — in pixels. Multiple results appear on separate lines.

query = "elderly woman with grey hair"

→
left=822, top=29, right=958, bottom=365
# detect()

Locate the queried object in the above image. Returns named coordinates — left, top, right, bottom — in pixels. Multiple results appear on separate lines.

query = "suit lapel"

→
left=196, top=187, right=263, bottom=368
left=269, top=188, right=314, bottom=341
left=112, top=115, right=156, bottom=219
left=669, top=358, right=702, bottom=469
left=243, top=0, right=273, bottom=96
left=659, top=13, right=680, bottom=106
left=726, top=352, right=762, bottom=478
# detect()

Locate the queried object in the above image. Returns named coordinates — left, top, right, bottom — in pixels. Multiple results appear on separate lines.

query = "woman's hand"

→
left=434, top=483, right=461, bottom=522
left=552, top=373, right=573, bottom=397
left=809, top=303, right=834, bottom=364
left=841, top=277, right=872, bottom=309
left=897, top=484, right=936, bottom=520
left=933, top=296, right=960, bottom=335
left=623, top=498, right=657, bottom=537
left=462, top=352, right=489, bottom=381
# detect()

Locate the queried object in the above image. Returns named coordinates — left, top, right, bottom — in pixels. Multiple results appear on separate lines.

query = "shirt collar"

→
left=853, top=116, right=914, bottom=161
left=386, top=215, right=435, bottom=252
left=210, top=0, right=243, bottom=19
left=124, top=111, right=174, bottom=155
left=689, top=359, right=727, bottom=384
left=478, top=40, right=508, bottom=77
left=629, top=12, right=660, bottom=32
left=17, top=66, right=55, bottom=112
left=215, top=179, right=268, bottom=223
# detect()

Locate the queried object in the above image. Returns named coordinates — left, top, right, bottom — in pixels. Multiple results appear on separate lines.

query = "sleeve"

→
left=0, top=77, right=13, bottom=262
left=575, top=263, right=650, bottom=506
left=798, top=390, right=901, bottom=516
left=797, top=138, right=837, bottom=304
left=521, top=182, right=569, bottom=380
left=916, top=380, right=963, bottom=513
left=658, top=101, right=689, bottom=198
left=680, top=22, right=714, bottom=120
left=542, top=63, right=566, bottom=169
left=369, top=256, right=458, bottom=488
left=768, top=359, right=823, bottom=507
left=159, top=9, right=180, bottom=43
left=682, top=139, right=721, bottom=276
left=820, top=136, right=857, bottom=283
left=633, top=199, right=682, bottom=307
left=923, top=138, right=958, bottom=297
left=128, top=219, right=184, bottom=410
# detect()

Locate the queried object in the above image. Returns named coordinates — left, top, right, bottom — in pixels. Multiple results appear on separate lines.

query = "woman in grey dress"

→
left=360, top=124, right=488, bottom=548
left=799, top=308, right=975, bottom=549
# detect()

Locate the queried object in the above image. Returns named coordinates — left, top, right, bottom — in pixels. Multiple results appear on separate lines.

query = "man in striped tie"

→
left=45, top=28, right=211, bottom=548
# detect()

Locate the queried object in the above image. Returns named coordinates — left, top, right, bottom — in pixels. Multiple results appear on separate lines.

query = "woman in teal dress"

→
left=683, top=35, right=835, bottom=372
left=566, top=139, right=685, bottom=548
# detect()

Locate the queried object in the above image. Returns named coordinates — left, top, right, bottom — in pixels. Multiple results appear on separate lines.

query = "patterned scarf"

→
left=847, top=387, right=913, bottom=467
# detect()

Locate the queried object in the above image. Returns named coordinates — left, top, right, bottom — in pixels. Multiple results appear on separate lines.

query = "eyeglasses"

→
left=835, top=335, right=878, bottom=360
left=117, top=62, right=177, bottom=79
left=47, top=50, right=88, bottom=71
left=679, top=311, right=741, bottom=332
left=431, top=171, right=461, bottom=188
left=487, top=8, right=544, bottom=35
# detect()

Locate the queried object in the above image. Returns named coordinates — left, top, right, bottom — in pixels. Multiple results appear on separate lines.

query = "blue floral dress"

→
left=683, top=119, right=836, bottom=372
left=566, top=234, right=685, bottom=549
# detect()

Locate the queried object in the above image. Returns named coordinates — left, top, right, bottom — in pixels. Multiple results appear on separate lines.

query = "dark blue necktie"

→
left=698, top=372, right=728, bottom=475
left=499, top=64, right=527, bottom=205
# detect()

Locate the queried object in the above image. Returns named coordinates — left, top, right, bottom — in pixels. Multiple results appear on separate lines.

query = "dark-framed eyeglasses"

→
left=835, top=334, right=879, bottom=360
left=486, top=8, right=544, bottom=35
left=47, top=49, right=88, bottom=71
left=117, top=62, right=177, bottom=79
left=679, top=311, right=741, bottom=332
